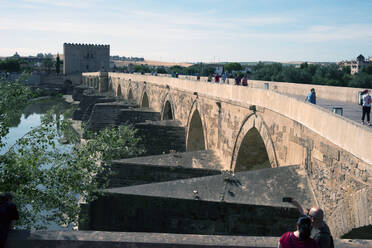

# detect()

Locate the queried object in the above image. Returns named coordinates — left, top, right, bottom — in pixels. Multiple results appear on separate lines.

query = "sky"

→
left=1, top=0, right=372, bottom=62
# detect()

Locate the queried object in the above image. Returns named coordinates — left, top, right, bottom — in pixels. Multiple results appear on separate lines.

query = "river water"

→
left=0, top=97, right=72, bottom=154
left=1, top=96, right=76, bottom=230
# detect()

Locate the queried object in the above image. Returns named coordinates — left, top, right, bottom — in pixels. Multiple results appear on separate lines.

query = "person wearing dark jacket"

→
left=289, top=199, right=333, bottom=248
left=0, top=193, right=19, bottom=248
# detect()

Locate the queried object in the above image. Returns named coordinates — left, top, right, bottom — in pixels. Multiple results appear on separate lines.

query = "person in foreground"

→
left=278, top=216, right=319, bottom=248
left=0, top=193, right=19, bottom=248
left=290, top=200, right=333, bottom=248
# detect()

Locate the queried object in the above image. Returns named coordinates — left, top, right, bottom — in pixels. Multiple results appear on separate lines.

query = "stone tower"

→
left=63, top=43, right=110, bottom=75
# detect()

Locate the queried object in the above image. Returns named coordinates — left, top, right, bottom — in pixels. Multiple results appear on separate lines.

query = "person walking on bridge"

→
left=361, top=89, right=371, bottom=126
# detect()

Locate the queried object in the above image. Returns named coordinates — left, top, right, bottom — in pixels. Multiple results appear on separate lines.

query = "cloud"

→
left=22, top=0, right=93, bottom=8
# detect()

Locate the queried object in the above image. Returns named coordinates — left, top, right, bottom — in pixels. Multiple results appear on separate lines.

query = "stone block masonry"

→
left=106, top=150, right=222, bottom=188
left=80, top=72, right=372, bottom=238
left=63, top=43, right=110, bottom=75
left=7, top=230, right=372, bottom=248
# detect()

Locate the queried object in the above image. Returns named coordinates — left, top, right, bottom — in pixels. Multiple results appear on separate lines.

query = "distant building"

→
left=63, top=43, right=110, bottom=75
left=338, top=54, right=370, bottom=75
left=12, top=52, right=21, bottom=58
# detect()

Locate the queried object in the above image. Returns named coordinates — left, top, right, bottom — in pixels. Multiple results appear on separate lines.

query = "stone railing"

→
left=6, top=230, right=372, bottom=248
left=160, top=73, right=370, bottom=104
left=100, top=73, right=372, bottom=166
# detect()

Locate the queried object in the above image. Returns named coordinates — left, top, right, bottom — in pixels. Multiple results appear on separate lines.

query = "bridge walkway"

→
left=288, top=94, right=365, bottom=125
left=179, top=76, right=367, bottom=126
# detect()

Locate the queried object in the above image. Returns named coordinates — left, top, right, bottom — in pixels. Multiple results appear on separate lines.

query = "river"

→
left=1, top=96, right=77, bottom=230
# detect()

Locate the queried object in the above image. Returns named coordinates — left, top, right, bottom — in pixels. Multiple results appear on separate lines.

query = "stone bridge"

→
left=80, top=72, right=372, bottom=238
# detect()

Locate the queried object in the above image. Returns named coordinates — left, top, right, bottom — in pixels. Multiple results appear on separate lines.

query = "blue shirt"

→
left=307, top=92, right=316, bottom=104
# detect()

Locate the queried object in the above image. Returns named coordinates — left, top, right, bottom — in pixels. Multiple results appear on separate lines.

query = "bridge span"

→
left=80, top=72, right=371, bottom=238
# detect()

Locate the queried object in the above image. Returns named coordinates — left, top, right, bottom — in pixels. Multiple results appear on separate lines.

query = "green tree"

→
left=0, top=58, right=21, bottom=73
left=56, top=54, right=61, bottom=74
left=169, top=65, right=185, bottom=74
left=300, top=62, right=308, bottom=69
left=342, top=65, right=351, bottom=75
left=156, top=66, right=167, bottom=74
left=362, top=64, right=372, bottom=75
left=43, top=57, right=54, bottom=73
left=133, top=64, right=151, bottom=73
left=0, top=76, right=33, bottom=146
left=224, top=62, right=242, bottom=73
left=348, top=73, right=372, bottom=88
left=0, top=78, right=145, bottom=229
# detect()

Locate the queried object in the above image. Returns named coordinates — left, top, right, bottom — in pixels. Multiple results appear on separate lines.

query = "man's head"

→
left=311, top=88, right=315, bottom=93
left=308, top=207, right=324, bottom=225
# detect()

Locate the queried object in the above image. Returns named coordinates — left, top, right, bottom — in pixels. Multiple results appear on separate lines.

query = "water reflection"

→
left=1, top=97, right=71, bottom=155
left=2, top=97, right=77, bottom=230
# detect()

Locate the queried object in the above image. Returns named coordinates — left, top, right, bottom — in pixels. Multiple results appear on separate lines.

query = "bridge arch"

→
left=231, top=113, right=278, bottom=172
left=116, top=84, right=122, bottom=97
left=108, top=78, right=113, bottom=92
left=161, top=93, right=174, bottom=120
left=127, top=87, right=134, bottom=101
left=186, top=100, right=207, bottom=151
left=141, top=90, right=150, bottom=108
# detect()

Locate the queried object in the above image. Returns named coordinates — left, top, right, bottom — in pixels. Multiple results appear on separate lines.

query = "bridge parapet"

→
left=122, top=73, right=370, bottom=104
left=6, top=230, right=372, bottom=248
left=81, top=72, right=372, bottom=237
left=101, top=73, right=372, bottom=166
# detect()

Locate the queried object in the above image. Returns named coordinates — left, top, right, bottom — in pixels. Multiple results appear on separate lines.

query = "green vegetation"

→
left=0, top=78, right=144, bottom=229
left=133, top=64, right=151, bottom=73
left=252, top=62, right=372, bottom=88
left=0, top=58, right=21, bottom=73
left=115, top=60, right=372, bottom=88
left=43, top=57, right=54, bottom=73
left=223, top=62, right=243, bottom=73
left=0, top=76, right=34, bottom=145
left=56, top=54, right=61, bottom=74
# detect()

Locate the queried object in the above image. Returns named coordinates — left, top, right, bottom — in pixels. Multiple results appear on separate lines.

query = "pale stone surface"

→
left=81, top=73, right=372, bottom=237
left=6, top=230, right=372, bottom=248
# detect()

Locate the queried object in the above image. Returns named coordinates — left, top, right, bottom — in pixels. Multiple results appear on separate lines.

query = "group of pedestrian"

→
left=234, top=74, right=248, bottom=86
left=278, top=198, right=333, bottom=248
left=0, top=193, right=18, bottom=248
left=207, top=73, right=228, bottom=84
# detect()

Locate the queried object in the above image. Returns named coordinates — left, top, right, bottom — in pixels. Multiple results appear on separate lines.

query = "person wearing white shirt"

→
left=361, top=89, right=371, bottom=126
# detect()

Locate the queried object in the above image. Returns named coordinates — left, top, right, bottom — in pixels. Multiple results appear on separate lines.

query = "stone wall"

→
left=81, top=73, right=372, bottom=238
left=7, top=230, right=372, bottom=248
left=107, top=158, right=220, bottom=188
left=174, top=74, right=370, bottom=104
left=64, top=43, right=109, bottom=75
left=82, top=192, right=299, bottom=236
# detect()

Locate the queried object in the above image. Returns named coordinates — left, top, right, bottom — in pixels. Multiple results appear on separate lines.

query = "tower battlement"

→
left=63, top=42, right=110, bottom=75
left=63, top=43, right=110, bottom=49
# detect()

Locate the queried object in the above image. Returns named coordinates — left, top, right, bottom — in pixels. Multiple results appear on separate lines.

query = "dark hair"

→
left=0, top=193, right=13, bottom=202
left=0, top=194, right=5, bottom=204
left=297, top=216, right=312, bottom=240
